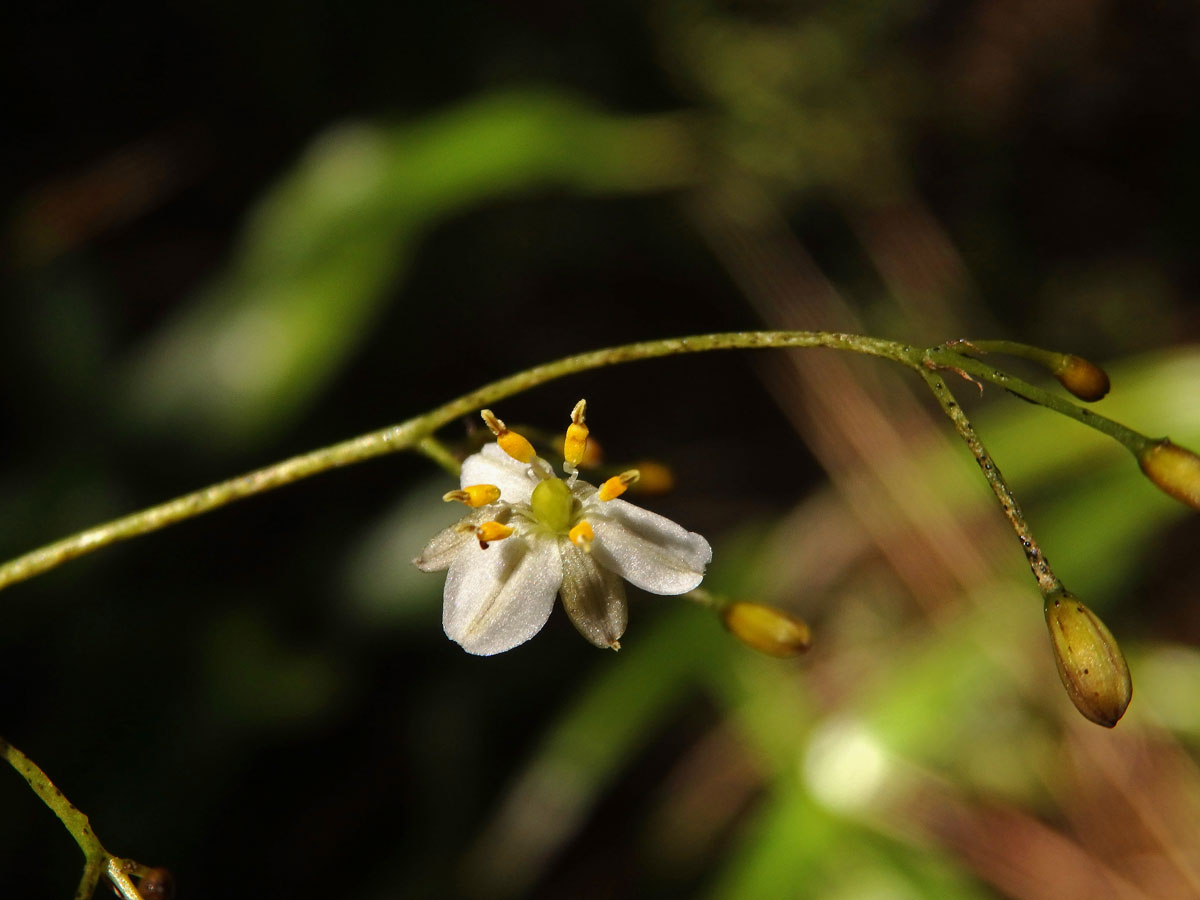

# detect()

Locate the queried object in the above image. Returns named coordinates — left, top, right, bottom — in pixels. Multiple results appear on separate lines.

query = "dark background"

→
left=5, top=1, right=1200, bottom=897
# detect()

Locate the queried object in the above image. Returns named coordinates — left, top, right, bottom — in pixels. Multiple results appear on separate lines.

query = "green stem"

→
left=0, top=736, right=144, bottom=900
left=416, top=435, right=463, bottom=477
left=0, top=330, right=1179, bottom=895
left=0, top=331, right=916, bottom=594
left=918, top=368, right=1062, bottom=597
left=949, top=339, right=1064, bottom=371
left=924, top=346, right=1154, bottom=454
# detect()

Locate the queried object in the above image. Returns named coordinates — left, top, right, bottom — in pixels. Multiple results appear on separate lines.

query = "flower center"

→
left=530, top=477, right=574, bottom=534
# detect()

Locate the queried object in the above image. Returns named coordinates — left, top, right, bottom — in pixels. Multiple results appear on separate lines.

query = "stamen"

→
left=475, top=521, right=514, bottom=548
left=563, top=399, right=590, bottom=468
left=598, top=469, right=640, bottom=501
left=480, top=409, right=535, bottom=463
left=569, top=520, right=594, bottom=550
left=629, top=460, right=674, bottom=495
left=443, top=484, right=501, bottom=507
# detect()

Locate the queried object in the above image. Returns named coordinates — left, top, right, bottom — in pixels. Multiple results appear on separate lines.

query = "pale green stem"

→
left=925, top=345, right=1154, bottom=454
left=682, top=587, right=726, bottom=611
left=0, top=331, right=914, bottom=594
left=0, top=737, right=146, bottom=900
left=0, top=329, right=1179, bottom=896
left=0, top=331, right=1164, bottom=597
left=105, top=860, right=147, bottom=900
left=955, top=339, right=1065, bottom=369
left=416, top=435, right=463, bottom=477
left=918, top=367, right=1063, bottom=597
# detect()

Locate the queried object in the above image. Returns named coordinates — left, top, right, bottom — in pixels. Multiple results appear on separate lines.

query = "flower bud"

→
left=1138, top=439, right=1200, bottom=510
left=136, top=867, right=175, bottom=900
left=1053, top=355, right=1110, bottom=402
left=721, top=602, right=812, bottom=658
left=1044, top=590, right=1131, bottom=727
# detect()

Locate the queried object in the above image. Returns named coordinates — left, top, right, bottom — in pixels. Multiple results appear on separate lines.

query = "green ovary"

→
left=531, top=478, right=574, bottom=534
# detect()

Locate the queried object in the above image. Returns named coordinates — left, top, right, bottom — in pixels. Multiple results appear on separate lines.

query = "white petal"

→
left=413, top=505, right=506, bottom=572
left=589, top=499, right=712, bottom=595
left=460, top=443, right=539, bottom=504
left=443, top=534, right=562, bottom=655
left=559, top=541, right=627, bottom=649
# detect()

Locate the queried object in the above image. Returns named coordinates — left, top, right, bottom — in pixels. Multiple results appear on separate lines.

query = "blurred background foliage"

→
left=4, top=0, right=1200, bottom=897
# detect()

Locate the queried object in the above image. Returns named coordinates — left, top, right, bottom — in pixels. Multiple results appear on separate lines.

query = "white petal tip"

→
left=448, top=631, right=534, bottom=656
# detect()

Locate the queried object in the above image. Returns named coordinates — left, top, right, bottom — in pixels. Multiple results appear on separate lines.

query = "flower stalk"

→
left=918, top=366, right=1137, bottom=725
left=922, top=344, right=1151, bottom=455
left=2, top=331, right=1189, bottom=597
left=949, top=339, right=1111, bottom=401
left=1, top=736, right=159, bottom=899
left=917, top=367, right=1062, bottom=596
left=1, top=328, right=1196, bottom=885
left=0, top=331, right=909, bottom=595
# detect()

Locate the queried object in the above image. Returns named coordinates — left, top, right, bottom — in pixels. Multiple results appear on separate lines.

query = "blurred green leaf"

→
left=123, top=90, right=696, bottom=447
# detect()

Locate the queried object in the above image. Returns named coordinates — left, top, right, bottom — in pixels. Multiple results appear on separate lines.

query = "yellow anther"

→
left=564, top=424, right=590, bottom=465
left=480, top=408, right=535, bottom=463
left=498, top=431, right=536, bottom=463
left=475, top=521, right=514, bottom=547
left=628, top=460, right=674, bottom=495
left=443, top=484, right=501, bottom=507
left=569, top=520, right=594, bottom=550
left=598, top=469, right=640, bottom=501
left=563, top=400, right=590, bottom=467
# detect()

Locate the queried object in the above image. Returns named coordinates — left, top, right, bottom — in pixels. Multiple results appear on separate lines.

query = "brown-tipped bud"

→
left=721, top=602, right=812, bottom=658
left=1044, top=590, right=1131, bottom=727
left=136, top=868, right=175, bottom=900
left=1053, top=355, right=1110, bottom=402
left=1139, top=439, right=1200, bottom=510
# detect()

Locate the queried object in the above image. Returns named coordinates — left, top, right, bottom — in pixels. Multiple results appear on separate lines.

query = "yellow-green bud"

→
left=1138, top=439, right=1200, bottom=510
left=1053, top=354, right=1110, bottom=402
left=721, top=602, right=812, bottom=658
left=1044, top=590, right=1131, bottom=727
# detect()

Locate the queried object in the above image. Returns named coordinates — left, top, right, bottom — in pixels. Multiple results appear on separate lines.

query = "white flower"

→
left=414, top=402, right=712, bottom=655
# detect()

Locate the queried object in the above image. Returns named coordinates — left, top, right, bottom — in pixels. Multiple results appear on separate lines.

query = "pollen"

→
left=563, top=399, right=590, bottom=467
left=443, top=484, right=501, bottom=507
left=475, top=521, right=514, bottom=548
left=481, top=409, right=535, bottom=463
left=598, top=469, right=641, bottom=501
left=569, top=520, right=594, bottom=550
